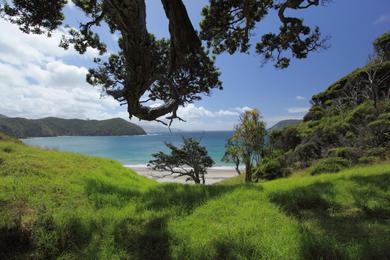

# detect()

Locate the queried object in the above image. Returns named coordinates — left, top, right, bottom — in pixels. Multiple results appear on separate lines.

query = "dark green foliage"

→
left=303, top=105, right=325, bottom=121
left=199, top=0, right=329, bottom=69
left=374, top=31, right=390, bottom=60
left=310, top=157, right=351, bottom=175
left=3, top=147, right=12, bottom=153
left=269, top=34, right=390, bottom=175
left=368, top=119, right=390, bottom=144
left=149, top=138, right=214, bottom=184
left=0, top=116, right=145, bottom=138
left=256, top=157, right=291, bottom=180
left=295, top=142, right=321, bottom=165
left=270, top=127, right=301, bottom=152
left=327, top=147, right=362, bottom=163
left=358, top=156, right=378, bottom=165
left=365, top=147, right=389, bottom=160
left=0, top=0, right=66, bottom=34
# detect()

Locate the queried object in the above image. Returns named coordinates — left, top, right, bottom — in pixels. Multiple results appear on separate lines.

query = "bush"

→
left=358, top=156, right=378, bottom=165
left=270, top=127, right=301, bottom=152
left=327, top=147, right=362, bottom=163
left=295, top=142, right=321, bottom=165
left=303, top=105, right=325, bottom=122
left=256, top=157, right=291, bottom=180
left=365, top=147, right=389, bottom=160
left=347, top=102, right=377, bottom=126
left=310, top=157, right=352, bottom=175
left=368, top=119, right=390, bottom=144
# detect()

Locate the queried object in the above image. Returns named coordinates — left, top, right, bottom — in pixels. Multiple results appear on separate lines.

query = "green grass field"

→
left=0, top=133, right=389, bottom=259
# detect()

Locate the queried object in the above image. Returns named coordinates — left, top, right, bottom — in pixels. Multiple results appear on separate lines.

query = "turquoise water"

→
left=22, top=131, right=234, bottom=166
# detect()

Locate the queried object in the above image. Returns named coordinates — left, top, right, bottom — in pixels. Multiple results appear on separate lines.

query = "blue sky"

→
left=0, top=0, right=389, bottom=130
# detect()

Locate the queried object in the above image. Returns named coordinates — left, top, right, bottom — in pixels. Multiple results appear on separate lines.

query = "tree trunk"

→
left=244, top=158, right=252, bottom=182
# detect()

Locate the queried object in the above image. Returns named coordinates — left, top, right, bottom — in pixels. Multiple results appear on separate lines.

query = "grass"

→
left=0, top=135, right=389, bottom=259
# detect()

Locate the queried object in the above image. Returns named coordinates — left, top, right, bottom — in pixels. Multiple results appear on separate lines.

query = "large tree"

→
left=0, top=0, right=329, bottom=123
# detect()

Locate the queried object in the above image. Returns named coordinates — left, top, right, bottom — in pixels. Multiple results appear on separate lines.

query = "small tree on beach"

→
left=225, top=109, right=266, bottom=182
left=222, top=138, right=242, bottom=175
left=148, top=138, right=214, bottom=184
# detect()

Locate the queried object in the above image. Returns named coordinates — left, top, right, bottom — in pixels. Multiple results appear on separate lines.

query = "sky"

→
left=0, top=0, right=389, bottom=131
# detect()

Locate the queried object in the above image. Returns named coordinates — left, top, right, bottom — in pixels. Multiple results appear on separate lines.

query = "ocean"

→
left=22, top=131, right=234, bottom=167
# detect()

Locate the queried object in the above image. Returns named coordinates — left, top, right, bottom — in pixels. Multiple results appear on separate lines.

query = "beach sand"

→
left=128, top=166, right=238, bottom=185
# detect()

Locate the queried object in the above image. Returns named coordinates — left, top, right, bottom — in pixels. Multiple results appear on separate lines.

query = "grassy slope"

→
left=0, top=135, right=389, bottom=259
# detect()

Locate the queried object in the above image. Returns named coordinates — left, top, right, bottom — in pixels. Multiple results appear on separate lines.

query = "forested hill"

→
left=264, top=32, right=390, bottom=179
left=0, top=116, right=146, bottom=138
left=268, top=119, right=301, bottom=131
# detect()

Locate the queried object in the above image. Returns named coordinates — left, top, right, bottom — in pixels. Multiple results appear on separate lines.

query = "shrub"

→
left=368, top=119, right=390, bottom=144
left=303, top=105, right=325, bottom=122
left=256, top=157, right=291, bottom=180
left=327, top=147, right=362, bottom=163
left=365, top=147, right=388, bottom=160
left=270, top=127, right=301, bottom=152
left=347, top=102, right=377, bottom=126
left=310, top=157, right=351, bottom=175
left=295, top=142, right=321, bottom=165
left=3, top=147, right=13, bottom=153
left=358, top=156, right=378, bottom=165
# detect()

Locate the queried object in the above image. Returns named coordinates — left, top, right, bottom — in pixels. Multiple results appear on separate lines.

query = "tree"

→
left=148, top=138, right=214, bottom=184
left=0, top=0, right=329, bottom=123
left=222, top=138, right=242, bottom=175
left=226, top=109, right=266, bottom=182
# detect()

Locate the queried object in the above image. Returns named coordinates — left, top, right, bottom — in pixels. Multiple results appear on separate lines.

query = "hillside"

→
left=268, top=119, right=301, bottom=131
left=0, top=133, right=389, bottom=259
left=264, top=33, right=390, bottom=179
left=0, top=117, right=146, bottom=138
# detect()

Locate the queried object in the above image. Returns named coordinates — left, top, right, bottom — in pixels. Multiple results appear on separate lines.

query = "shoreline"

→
left=127, top=165, right=239, bottom=184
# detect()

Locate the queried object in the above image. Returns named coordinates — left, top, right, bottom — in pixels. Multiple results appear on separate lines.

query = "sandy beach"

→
left=127, top=166, right=239, bottom=184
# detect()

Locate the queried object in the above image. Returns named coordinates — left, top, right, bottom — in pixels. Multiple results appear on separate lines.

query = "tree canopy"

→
left=148, top=138, right=214, bottom=184
left=0, top=0, right=329, bottom=123
left=226, top=109, right=266, bottom=182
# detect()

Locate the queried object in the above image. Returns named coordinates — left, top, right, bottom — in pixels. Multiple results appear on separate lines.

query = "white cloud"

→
left=0, top=20, right=120, bottom=121
left=0, top=19, right=283, bottom=132
left=177, top=104, right=243, bottom=120
left=374, top=14, right=390, bottom=25
left=295, top=95, right=305, bottom=100
left=235, top=106, right=253, bottom=113
left=287, top=107, right=309, bottom=113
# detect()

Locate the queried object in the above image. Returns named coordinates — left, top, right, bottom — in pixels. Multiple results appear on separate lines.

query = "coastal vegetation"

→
left=239, top=32, right=390, bottom=182
left=0, top=1, right=389, bottom=259
left=1, top=133, right=389, bottom=259
left=148, top=138, right=214, bottom=184
left=223, top=109, right=266, bottom=182
left=0, top=116, right=145, bottom=138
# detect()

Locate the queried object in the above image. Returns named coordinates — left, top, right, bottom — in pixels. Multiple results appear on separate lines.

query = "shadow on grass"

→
left=83, top=175, right=259, bottom=258
left=84, top=178, right=142, bottom=208
left=114, top=183, right=261, bottom=259
left=269, top=174, right=390, bottom=259
left=138, top=183, right=256, bottom=213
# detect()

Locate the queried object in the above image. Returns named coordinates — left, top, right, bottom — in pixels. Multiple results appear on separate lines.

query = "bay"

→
left=22, top=131, right=234, bottom=166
